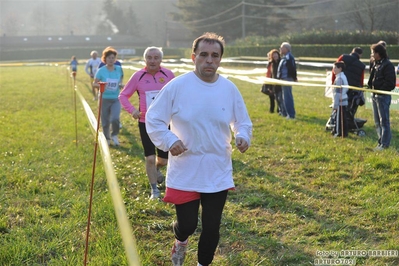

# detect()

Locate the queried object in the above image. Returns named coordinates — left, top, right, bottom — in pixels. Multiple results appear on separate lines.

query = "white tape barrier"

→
left=75, top=88, right=141, bottom=266
left=123, top=59, right=399, bottom=96
left=121, top=59, right=398, bottom=99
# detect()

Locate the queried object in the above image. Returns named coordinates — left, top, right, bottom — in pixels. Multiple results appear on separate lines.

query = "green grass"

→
left=0, top=64, right=398, bottom=266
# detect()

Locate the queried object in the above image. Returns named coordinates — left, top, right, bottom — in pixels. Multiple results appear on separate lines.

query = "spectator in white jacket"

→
left=331, top=61, right=349, bottom=138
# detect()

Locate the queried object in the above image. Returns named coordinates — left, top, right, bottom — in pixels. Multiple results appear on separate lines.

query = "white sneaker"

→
left=150, top=189, right=160, bottom=200
left=111, top=135, right=119, bottom=146
left=171, top=239, right=188, bottom=266
left=373, top=145, right=387, bottom=152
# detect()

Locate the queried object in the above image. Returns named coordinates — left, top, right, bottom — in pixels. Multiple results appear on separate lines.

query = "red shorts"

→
left=163, top=187, right=235, bottom=205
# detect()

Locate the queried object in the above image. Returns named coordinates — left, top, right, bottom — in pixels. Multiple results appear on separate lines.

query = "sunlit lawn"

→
left=0, top=64, right=398, bottom=266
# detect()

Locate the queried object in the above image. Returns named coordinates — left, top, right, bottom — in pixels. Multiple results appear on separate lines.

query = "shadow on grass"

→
left=114, top=125, right=144, bottom=157
left=226, top=159, right=398, bottom=266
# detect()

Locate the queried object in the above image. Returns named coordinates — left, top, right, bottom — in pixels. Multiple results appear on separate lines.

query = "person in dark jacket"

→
left=277, top=42, right=297, bottom=119
left=266, top=49, right=282, bottom=114
left=341, top=48, right=365, bottom=86
left=332, top=47, right=366, bottom=106
left=368, top=43, right=396, bottom=151
left=369, top=40, right=386, bottom=73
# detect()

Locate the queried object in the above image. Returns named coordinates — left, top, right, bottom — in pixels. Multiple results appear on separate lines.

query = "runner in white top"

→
left=85, top=50, right=102, bottom=100
left=145, top=32, right=252, bottom=266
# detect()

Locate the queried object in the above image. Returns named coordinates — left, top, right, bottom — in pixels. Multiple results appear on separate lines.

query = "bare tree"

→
left=342, top=0, right=397, bottom=32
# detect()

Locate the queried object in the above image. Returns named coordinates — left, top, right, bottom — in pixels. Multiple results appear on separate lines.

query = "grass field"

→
left=0, top=64, right=398, bottom=266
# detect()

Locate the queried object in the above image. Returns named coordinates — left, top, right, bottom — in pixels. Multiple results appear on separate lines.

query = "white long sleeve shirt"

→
left=333, top=72, right=349, bottom=109
left=85, top=57, right=102, bottom=77
left=145, top=72, right=252, bottom=193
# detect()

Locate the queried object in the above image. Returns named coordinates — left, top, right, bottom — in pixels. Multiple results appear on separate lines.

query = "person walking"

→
left=70, top=55, right=78, bottom=72
left=368, top=43, right=396, bottom=151
left=85, top=50, right=102, bottom=100
left=93, top=47, right=124, bottom=146
left=119, top=47, right=175, bottom=199
left=145, top=32, right=253, bottom=266
left=99, top=48, right=124, bottom=129
left=277, top=42, right=297, bottom=119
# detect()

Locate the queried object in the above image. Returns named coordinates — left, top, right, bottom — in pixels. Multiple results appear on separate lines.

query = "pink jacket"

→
left=119, top=67, right=175, bottom=123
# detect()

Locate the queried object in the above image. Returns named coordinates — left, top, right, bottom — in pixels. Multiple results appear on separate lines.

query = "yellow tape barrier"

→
left=258, top=77, right=399, bottom=96
left=76, top=88, right=141, bottom=266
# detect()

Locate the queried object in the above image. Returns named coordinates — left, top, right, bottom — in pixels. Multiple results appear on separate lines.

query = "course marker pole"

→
left=72, top=71, right=78, bottom=147
left=75, top=88, right=141, bottom=265
left=84, top=82, right=106, bottom=265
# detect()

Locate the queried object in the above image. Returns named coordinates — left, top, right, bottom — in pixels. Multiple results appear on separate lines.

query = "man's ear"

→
left=191, top=53, right=196, bottom=62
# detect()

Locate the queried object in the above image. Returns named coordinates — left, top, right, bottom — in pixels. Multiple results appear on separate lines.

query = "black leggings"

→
left=138, top=122, right=168, bottom=158
left=268, top=93, right=276, bottom=113
left=173, top=190, right=228, bottom=265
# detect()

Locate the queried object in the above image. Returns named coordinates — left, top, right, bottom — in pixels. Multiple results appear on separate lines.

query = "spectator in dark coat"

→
left=369, top=40, right=386, bottom=73
left=368, top=43, right=396, bottom=151
left=277, top=42, right=297, bottom=120
left=332, top=47, right=366, bottom=104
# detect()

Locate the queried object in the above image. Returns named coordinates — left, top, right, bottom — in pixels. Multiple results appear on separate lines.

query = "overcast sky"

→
left=0, top=0, right=177, bottom=38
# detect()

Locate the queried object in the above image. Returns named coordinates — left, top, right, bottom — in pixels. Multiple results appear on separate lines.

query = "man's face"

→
left=279, top=45, right=287, bottom=55
left=145, top=50, right=162, bottom=74
left=191, top=40, right=222, bottom=82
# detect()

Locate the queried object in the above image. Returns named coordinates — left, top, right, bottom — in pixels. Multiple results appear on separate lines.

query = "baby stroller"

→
left=325, top=90, right=367, bottom=136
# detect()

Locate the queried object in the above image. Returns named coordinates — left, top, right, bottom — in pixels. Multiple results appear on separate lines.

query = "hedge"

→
left=1, top=45, right=397, bottom=63
left=223, top=45, right=399, bottom=60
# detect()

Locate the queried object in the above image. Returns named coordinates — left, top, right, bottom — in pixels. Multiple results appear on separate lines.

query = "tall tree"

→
left=31, top=2, right=53, bottom=35
left=125, top=5, right=141, bottom=37
left=97, top=0, right=140, bottom=35
left=171, top=0, right=302, bottom=42
left=286, top=0, right=399, bottom=34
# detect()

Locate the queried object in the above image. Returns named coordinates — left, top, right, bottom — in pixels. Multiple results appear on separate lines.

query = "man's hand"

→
left=169, top=140, right=187, bottom=156
left=235, top=137, right=249, bottom=153
left=131, top=110, right=141, bottom=120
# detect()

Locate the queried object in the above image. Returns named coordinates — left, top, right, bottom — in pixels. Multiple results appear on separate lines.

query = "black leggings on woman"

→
left=173, top=190, right=228, bottom=266
left=268, top=93, right=276, bottom=113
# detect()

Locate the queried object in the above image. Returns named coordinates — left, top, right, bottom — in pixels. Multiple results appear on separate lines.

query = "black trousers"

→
left=173, top=190, right=228, bottom=265
left=268, top=93, right=276, bottom=113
